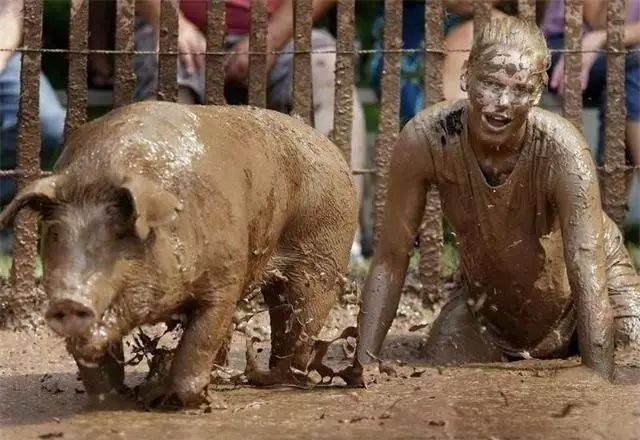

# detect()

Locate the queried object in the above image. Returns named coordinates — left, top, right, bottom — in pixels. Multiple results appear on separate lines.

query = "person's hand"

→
left=0, top=11, right=22, bottom=74
left=178, top=14, right=206, bottom=76
left=225, top=36, right=278, bottom=86
left=550, top=30, right=606, bottom=96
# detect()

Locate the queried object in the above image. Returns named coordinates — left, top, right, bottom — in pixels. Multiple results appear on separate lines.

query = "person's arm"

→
left=0, top=0, right=23, bottom=73
left=553, top=129, right=614, bottom=380
left=225, top=0, right=337, bottom=84
left=550, top=20, right=640, bottom=95
left=267, top=0, right=337, bottom=52
left=136, top=0, right=206, bottom=74
left=355, top=117, right=433, bottom=365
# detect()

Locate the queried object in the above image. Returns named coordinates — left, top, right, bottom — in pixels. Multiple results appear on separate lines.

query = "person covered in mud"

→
left=354, top=16, right=640, bottom=382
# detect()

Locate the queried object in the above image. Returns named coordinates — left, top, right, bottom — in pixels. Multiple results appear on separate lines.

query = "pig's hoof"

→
left=140, top=382, right=205, bottom=410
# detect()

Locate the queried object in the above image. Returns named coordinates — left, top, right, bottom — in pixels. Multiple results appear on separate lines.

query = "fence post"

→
left=563, top=0, right=583, bottom=131
left=113, top=0, right=135, bottom=108
left=65, top=0, right=88, bottom=136
left=331, top=0, right=355, bottom=160
left=419, top=0, right=445, bottom=307
left=373, top=0, right=402, bottom=245
left=205, top=0, right=227, bottom=105
left=7, top=0, right=43, bottom=326
left=158, top=0, right=179, bottom=102
left=601, top=0, right=631, bottom=229
left=249, top=0, right=267, bottom=108
left=292, top=0, right=313, bottom=125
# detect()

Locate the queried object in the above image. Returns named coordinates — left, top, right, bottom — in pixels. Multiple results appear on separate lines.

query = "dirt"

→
left=2, top=290, right=639, bottom=440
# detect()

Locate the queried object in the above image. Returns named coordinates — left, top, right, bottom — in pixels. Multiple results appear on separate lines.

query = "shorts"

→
left=133, top=19, right=336, bottom=109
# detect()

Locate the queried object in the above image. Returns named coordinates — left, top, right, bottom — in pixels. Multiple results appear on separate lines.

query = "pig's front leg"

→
left=70, top=340, right=126, bottom=398
left=148, top=293, right=238, bottom=407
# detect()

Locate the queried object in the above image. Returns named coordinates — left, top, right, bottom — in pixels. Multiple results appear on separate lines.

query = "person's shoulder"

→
left=528, top=107, right=587, bottom=157
left=406, top=100, right=467, bottom=141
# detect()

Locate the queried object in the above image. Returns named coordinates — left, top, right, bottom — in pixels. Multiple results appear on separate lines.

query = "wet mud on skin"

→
left=2, top=297, right=639, bottom=440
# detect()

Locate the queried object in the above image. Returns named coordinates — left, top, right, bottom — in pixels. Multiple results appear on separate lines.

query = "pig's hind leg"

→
left=260, top=248, right=347, bottom=382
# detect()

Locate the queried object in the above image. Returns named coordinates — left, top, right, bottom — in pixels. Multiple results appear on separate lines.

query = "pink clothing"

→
left=179, top=0, right=282, bottom=35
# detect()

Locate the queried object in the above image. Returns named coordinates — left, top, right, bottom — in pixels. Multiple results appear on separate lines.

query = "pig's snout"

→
left=46, top=299, right=96, bottom=337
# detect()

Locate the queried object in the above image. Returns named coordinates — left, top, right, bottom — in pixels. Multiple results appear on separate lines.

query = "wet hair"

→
left=468, top=16, right=551, bottom=86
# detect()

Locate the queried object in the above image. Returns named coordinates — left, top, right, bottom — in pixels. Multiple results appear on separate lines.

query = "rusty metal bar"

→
left=373, top=0, right=402, bottom=245
left=205, top=0, right=227, bottom=105
left=292, top=0, right=313, bottom=124
left=473, top=0, right=491, bottom=40
left=601, top=0, right=630, bottom=228
left=331, top=0, right=355, bottom=159
left=249, top=0, right=267, bottom=108
left=9, top=0, right=43, bottom=323
left=113, top=0, right=135, bottom=108
left=157, top=0, right=179, bottom=102
left=65, top=0, right=88, bottom=136
left=419, top=0, right=445, bottom=307
left=562, top=0, right=583, bottom=130
left=517, top=0, right=536, bottom=23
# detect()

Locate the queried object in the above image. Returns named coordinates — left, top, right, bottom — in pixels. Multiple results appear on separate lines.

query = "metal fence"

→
left=1, top=0, right=635, bottom=320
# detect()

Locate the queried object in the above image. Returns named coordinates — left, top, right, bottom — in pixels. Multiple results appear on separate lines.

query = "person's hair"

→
left=468, top=16, right=551, bottom=86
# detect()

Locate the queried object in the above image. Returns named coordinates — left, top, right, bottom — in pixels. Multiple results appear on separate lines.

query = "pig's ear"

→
left=0, top=176, right=59, bottom=229
left=120, top=175, right=183, bottom=241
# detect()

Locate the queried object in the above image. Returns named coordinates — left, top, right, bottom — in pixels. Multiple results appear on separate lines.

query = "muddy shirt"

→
left=412, top=100, right=627, bottom=355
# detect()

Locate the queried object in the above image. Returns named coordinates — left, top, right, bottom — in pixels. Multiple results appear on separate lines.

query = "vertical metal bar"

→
left=517, top=0, right=536, bottom=23
left=563, top=0, right=583, bottom=130
left=420, top=0, right=445, bottom=307
left=331, top=0, right=355, bottom=159
left=292, top=0, right=313, bottom=124
left=65, top=0, right=88, bottom=136
left=9, top=0, right=43, bottom=322
left=373, top=0, right=402, bottom=244
left=473, top=0, right=491, bottom=40
left=157, top=0, right=179, bottom=102
left=249, top=0, right=267, bottom=108
left=113, top=0, right=135, bottom=108
left=205, top=0, right=227, bottom=105
left=602, top=0, right=630, bottom=228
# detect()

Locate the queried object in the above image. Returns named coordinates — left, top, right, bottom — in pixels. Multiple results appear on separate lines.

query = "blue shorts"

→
left=546, top=34, right=640, bottom=162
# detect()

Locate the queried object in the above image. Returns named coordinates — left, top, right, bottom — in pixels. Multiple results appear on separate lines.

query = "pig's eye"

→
left=114, top=229, right=131, bottom=241
left=47, top=230, right=60, bottom=243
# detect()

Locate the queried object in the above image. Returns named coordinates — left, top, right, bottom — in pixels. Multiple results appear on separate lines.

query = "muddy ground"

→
left=1, top=286, right=640, bottom=440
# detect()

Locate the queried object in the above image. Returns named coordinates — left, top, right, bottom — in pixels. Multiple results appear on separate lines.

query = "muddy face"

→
left=41, top=194, right=143, bottom=347
left=464, top=44, right=544, bottom=147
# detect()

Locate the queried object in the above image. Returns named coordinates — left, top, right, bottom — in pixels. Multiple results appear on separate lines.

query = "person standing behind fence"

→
left=132, top=0, right=368, bottom=260
left=542, top=0, right=640, bottom=168
left=0, top=0, right=66, bottom=252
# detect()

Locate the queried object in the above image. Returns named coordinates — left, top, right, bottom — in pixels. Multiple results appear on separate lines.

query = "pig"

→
left=0, top=101, right=357, bottom=406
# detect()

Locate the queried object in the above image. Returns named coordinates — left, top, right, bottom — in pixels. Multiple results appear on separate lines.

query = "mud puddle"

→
left=1, top=296, right=639, bottom=440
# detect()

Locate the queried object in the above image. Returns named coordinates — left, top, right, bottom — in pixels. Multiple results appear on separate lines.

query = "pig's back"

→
left=56, top=101, right=353, bottom=216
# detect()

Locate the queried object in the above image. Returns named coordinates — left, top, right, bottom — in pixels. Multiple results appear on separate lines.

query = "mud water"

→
left=1, top=297, right=639, bottom=440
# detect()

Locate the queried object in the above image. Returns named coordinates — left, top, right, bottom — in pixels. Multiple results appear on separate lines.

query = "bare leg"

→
left=424, top=295, right=505, bottom=365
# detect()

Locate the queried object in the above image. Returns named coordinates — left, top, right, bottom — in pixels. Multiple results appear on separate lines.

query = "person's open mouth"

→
left=482, top=113, right=512, bottom=132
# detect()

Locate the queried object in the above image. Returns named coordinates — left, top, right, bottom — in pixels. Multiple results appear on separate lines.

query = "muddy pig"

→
left=0, top=101, right=357, bottom=406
